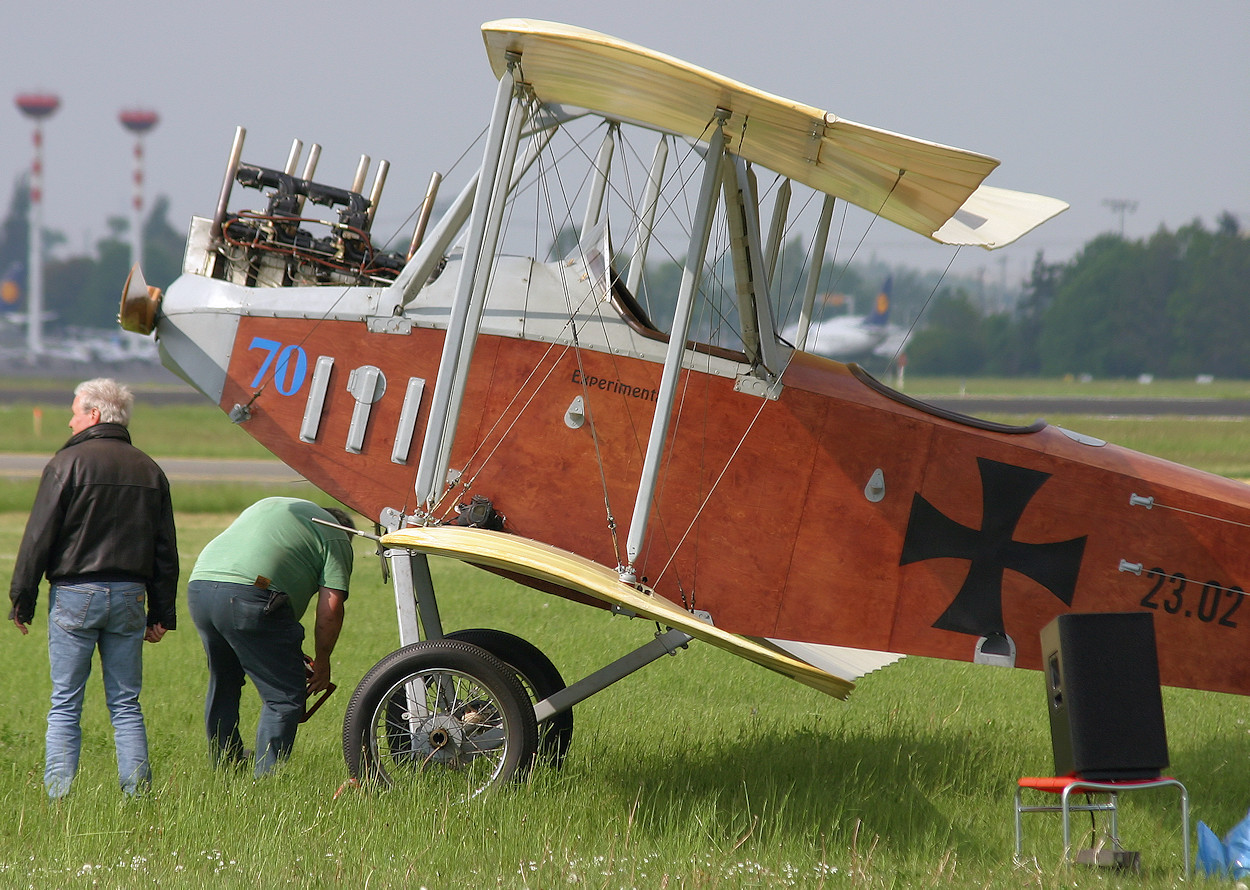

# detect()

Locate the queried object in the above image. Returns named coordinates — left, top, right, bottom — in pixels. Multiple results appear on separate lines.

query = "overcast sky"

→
left=3, top=0, right=1246, bottom=285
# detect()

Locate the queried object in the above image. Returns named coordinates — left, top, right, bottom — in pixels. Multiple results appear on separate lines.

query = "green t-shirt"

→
left=190, top=498, right=353, bottom=618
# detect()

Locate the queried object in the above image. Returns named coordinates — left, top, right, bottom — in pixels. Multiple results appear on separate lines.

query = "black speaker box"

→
left=1040, top=612, right=1168, bottom=780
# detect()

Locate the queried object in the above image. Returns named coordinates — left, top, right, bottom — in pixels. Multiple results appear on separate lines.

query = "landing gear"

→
left=342, top=640, right=538, bottom=799
left=347, top=544, right=691, bottom=796
left=444, top=628, right=574, bottom=767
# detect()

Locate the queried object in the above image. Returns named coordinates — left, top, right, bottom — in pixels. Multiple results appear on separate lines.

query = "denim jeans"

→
left=46, top=579, right=151, bottom=798
left=186, top=580, right=306, bottom=778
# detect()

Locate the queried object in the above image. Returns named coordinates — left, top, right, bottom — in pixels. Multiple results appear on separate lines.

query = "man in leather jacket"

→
left=9, top=378, right=178, bottom=798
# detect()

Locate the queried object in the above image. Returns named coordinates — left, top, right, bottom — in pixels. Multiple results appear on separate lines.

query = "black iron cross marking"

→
left=899, top=457, right=1086, bottom=637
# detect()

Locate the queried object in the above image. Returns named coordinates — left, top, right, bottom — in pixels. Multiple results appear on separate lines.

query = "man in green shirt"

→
left=187, top=498, right=354, bottom=777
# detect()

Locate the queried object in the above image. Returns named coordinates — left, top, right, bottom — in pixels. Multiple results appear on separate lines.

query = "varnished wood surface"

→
left=214, top=318, right=1250, bottom=696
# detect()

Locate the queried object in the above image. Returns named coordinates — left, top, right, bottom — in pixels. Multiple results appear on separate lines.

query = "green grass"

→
left=0, top=389, right=323, bottom=511
left=4, top=379, right=1250, bottom=488
left=0, top=400, right=272, bottom=460
left=0, top=512, right=1233, bottom=887
left=982, top=413, right=1250, bottom=479
left=0, top=378, right=1242, bottom=886
left=0, top=478, right=336, bottom=514
left=904, top=375, right=1250, bottom=399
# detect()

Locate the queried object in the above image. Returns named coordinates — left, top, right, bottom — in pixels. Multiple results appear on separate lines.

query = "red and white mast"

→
left=14, top=92, right=59, bottom=356
left=119, top=108, right=159, bottom=273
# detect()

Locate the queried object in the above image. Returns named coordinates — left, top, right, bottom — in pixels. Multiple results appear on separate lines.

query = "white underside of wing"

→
left=933, top=184, right=1069, bottom=249
left=760, top=639, right=905, bottom=683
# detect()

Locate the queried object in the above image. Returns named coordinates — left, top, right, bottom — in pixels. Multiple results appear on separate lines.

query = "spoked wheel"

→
left=445, top=628, right=574, bottom=768
left=342, top=640, right=538, bottom=799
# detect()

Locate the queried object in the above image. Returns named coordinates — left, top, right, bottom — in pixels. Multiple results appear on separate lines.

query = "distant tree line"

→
left=0, top=175, right=184, bottom=331
left=1, top=172, right=1246, bottom=379
left=905, top=213, right=1249, bottom=378
left=632, top=217, right=1250, bottom=379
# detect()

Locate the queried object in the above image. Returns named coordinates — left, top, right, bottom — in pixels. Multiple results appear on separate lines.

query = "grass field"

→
left=1, top=380, right=1246, bottom=886
left=0, top=399, right=272, bottom=459
left=2, top=512, right=1236, bottom=888
left=4, top=378, right=1250, bottom=477
left=904, top=375, right=1250, bottom=399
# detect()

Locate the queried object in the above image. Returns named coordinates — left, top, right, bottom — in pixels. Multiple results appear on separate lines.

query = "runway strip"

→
left=926, top=397, right=1250, bottom=417
left=5, top=383, right=1250, bottom=416
left=0, top=454, right=306, bottom=483
left=1, top=390, right=1245, bottom=485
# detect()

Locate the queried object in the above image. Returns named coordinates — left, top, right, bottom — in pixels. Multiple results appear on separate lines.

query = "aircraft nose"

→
left=118, top=263, right=163, bottom=335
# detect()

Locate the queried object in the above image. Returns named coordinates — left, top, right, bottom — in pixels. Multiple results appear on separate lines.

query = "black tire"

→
left=342, top=640, right=538, bottom=798
left=445, top=628, right=574, bottom=768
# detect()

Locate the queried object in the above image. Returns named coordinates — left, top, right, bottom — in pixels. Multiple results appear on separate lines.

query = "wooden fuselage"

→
left=148, top=16, right=1237, bottom=698
left=207, top=310, right=1250, bottom=697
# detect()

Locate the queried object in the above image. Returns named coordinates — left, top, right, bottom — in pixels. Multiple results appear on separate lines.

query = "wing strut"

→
left=764, top=178, right=791, bottom=285
left=794, top=194, right=836, bottom=351
left=434, top=96, right=532, bottom=501
left=625, top=136, right=669, bottom=296
left=622, top=110, right=729, bottom=575
left=580, top=124, right=617, bottom=243
left=393, top=117, right=558, bottom=312
left=724, top=156, right=783, bottom=375
left=413, top=55, right=526, bottom=511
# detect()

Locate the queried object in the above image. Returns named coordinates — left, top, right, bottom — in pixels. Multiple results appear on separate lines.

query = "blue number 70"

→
left=248, top=337, right=283, bottom=388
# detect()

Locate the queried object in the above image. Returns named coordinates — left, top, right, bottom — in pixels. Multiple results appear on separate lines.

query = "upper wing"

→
left=482, top=18, right=1066, bottom=248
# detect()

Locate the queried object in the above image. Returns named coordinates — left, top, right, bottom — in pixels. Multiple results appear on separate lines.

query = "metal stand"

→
left=1014, top=775, right=1189, bottom=879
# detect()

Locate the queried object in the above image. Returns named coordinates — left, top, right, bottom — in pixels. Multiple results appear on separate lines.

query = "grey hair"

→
left=74, top=378, right=134, bottom=427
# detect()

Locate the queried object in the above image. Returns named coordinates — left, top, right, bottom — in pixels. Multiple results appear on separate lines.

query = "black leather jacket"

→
left=8, top=423, right=178, bottom=628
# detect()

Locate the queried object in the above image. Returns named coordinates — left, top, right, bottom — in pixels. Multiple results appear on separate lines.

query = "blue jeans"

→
left=186, top=580, right=306, bottom=778
left=46, top=579, right=151, bottom=798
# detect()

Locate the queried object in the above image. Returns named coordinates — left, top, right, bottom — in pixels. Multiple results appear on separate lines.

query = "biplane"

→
left=121, top=19, right=1250, bottom=797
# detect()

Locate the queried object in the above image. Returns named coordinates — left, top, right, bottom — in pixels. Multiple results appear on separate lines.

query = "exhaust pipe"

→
left=210, top=126, right=247, bottom=242
left=366, top=159, right=389, bottom=230
left=407, top=171, right=443, bottom=260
